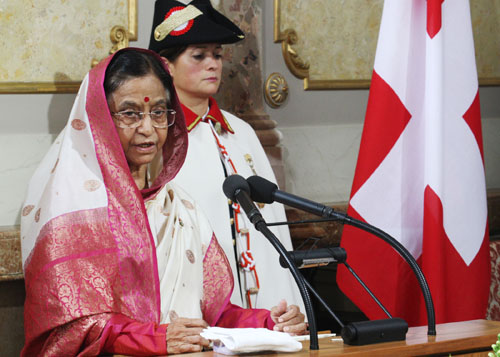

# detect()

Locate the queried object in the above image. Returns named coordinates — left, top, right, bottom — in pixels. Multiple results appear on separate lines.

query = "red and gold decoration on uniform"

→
left=204, top=111, right=261, bottom=309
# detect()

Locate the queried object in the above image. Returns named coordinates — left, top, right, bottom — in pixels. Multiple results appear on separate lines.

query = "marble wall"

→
left=213, top=0, right=265, bottom=115
left=0, top=134, right=55, bottom=227
left=0, top=0, right=129, bottom=83
left=470, top=0, right=500, bottom=80
left=281, top=124, right=361, bottom=203
left=278, top=0, right=381, bottom=82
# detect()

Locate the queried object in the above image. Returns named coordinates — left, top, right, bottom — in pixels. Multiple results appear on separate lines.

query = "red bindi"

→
left=144, top=96, right=150, bottom=102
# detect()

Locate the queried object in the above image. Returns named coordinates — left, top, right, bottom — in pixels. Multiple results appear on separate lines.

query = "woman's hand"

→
left=166, top=317, right=210, bottom=354
left=270, top=299, right=308, bottom=336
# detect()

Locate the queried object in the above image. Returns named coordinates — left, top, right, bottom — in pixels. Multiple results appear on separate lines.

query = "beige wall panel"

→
left=276, top=0, right=500, bottom=88
left=279, top=0, right=381, bottom=81
left=0, top=0, right=133, bottom=92
left=471, top=1, right=500, bottom=83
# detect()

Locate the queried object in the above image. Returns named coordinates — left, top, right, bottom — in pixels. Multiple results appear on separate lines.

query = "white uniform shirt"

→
left=172, top=99, right=304, bottom=311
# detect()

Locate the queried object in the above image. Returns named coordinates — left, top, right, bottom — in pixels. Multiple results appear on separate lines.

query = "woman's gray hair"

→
left=104, top=49, right=173, bottom=105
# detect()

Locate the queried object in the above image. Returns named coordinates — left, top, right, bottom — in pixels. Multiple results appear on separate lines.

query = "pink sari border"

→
left=87, top=50, right=162, bottom=322
left=38, top=247, right=118, bottom=278
left=202, top=234, right=234, bottom=326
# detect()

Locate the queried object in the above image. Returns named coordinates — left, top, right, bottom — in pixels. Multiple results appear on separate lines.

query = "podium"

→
left=171, top=319, right=500, bottom=357
left=299, top=319, right=499, bottom=356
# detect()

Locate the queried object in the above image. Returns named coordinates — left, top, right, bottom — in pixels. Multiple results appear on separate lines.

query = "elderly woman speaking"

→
left=20, top=48, right=306, bottom=356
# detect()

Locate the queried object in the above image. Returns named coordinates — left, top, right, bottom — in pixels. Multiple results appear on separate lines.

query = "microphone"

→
left=222, top=174, right=264, bottom=226
left=279, top=247, right=347, bottom=269
left=341, top=318, right=408, bottom=345
left=223, top=174, right=320, bottom=350
left=246, top=175, right=346, bottom=221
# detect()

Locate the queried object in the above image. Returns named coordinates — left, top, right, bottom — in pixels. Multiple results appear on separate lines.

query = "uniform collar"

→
left=182, top=97, right=235, bottom=134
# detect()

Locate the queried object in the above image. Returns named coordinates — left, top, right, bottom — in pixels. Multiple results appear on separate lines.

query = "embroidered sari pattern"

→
left=25, top=313, right=110, bottom=357
left=87, top=55, right=162, bottom=323
left=23, top=208, right=121, bottom=354
left=21, top=48, right=188, bottom=355
left=202, top=233, right=234, bottom=325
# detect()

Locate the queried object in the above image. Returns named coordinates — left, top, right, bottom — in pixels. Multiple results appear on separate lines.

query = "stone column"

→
left=213, top=0, right=286, bottom=189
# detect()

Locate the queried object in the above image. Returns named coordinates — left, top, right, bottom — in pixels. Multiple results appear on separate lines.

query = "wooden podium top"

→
left=178, top=319, right=500, bottom=357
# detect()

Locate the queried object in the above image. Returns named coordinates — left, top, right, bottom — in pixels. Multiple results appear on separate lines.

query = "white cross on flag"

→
left=338, top=0, right=490, bottom=326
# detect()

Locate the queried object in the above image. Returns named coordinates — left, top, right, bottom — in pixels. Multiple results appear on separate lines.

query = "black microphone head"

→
left=246, top=175, right=277, bottom=204
left=223, top=174, right=250, bottom=201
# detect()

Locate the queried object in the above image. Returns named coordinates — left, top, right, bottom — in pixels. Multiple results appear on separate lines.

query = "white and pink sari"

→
left=20, top=48, right=272, bottom=356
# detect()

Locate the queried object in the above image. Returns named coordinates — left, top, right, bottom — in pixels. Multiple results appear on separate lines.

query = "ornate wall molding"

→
left=276, top=29, right=309, bottom=80
left=91, top=22, right=136, bottom=68
left=273, top=0, right=373, bottom=90
left=264, top=72, right=289, bottom=108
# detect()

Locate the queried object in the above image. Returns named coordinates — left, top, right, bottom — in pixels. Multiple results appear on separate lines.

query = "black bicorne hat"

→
left=148, top=0, right=245, bottom=53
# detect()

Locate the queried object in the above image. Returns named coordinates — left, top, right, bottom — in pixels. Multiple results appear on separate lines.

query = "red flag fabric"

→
left=337, top=0, right=490, bottom=327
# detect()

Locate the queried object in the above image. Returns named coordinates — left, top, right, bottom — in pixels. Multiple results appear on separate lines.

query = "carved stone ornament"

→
left=273, top=0, right=373, bottom=90
left=280, top=29, right=310, bottom=79
left=91, top=0, right=137, bottom=68
left=264, top=72, right=289, bottom=108
left=91, top=25, right=130, bottom=68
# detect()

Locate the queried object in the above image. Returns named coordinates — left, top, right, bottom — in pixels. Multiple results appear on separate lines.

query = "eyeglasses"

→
left=112, top=109, right=176, bottom=129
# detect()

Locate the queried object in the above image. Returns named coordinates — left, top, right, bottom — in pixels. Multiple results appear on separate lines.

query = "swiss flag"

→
left=337, top=0, right=490, bottom=326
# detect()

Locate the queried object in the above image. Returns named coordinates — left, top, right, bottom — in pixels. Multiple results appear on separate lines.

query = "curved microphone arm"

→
left=326, top=208, right=436, bottom=336
left=245, top=174, right=436, bottom=336
left=254, top=221, right=319, bottom=350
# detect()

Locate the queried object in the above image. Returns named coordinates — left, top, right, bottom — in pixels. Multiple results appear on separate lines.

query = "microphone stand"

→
left=300, top=276, right=345, bottom=328
left=281, top=246, right=393, bottom=321
left=295, top=264, right=408, bottom=346
left=245, top=175, right=435, bottom=340
left=252, top=218, right=320, bottom=350
left=269, top=216, right=436, bottom=335
left=283, top=246, right=409, bottom=345
left=337, top=213, right=436, bottom=336
left=277, top=206, right=436, bottom=336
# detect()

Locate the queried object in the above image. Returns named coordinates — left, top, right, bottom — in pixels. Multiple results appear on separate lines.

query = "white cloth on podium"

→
left=201, top=327, right=302, bottom=355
